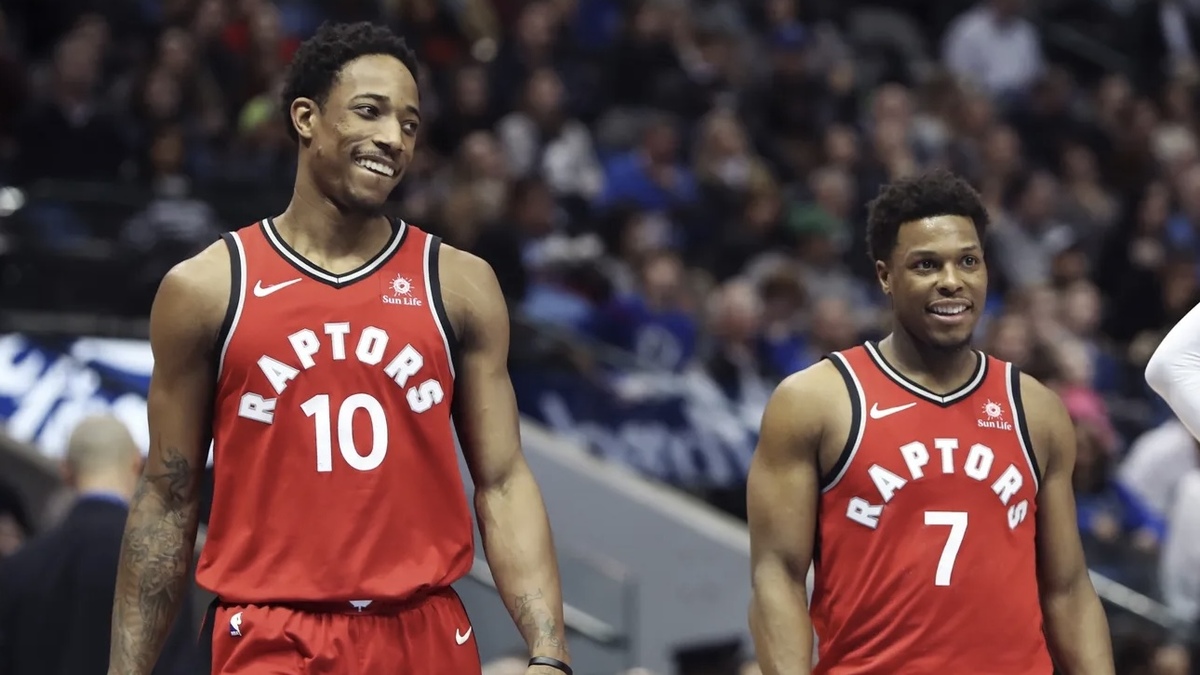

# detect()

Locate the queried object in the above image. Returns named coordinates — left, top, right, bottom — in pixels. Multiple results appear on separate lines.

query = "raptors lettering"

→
left=236, top=321, right=445, bottom=426
left=845, top=437, right=1030, bottom=531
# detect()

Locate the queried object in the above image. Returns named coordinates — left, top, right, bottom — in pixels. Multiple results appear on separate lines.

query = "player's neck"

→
left=878, top=331, right=978, bottom=394
left=275, top=187, right=390, bottom=260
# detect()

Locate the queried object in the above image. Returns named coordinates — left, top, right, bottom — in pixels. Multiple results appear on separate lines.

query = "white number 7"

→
left=924, top=511, right=968, bottom=587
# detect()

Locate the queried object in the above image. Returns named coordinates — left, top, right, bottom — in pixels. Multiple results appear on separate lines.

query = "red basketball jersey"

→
left=196, top=218, right=473, bottom=604
left=812, top=342, right=1052, bottom=675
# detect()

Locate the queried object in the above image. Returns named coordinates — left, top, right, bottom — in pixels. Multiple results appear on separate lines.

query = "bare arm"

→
left=748, top=369, right=826, bottom=675
left=446, top=249, right=569, bottom=668
left=1024, top=375, right=1115, bottom=675
left=109, top=248, right=226, bottom=675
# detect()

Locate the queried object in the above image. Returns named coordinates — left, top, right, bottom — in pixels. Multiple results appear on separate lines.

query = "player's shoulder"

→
left=435, top=242, right=504, bottom=314
left=159, top=239, right=230, bottom=303
left=437, top=242, right=496, bottom=284
left=152, top=239, right=232, bottom=342
left=422, top=241, right=507, bottom=346
left=761, top=359, right=847, bottom=444
left=1009, top=367, right=1072, bottom=436
left=774, top=358, right=846, bottom=403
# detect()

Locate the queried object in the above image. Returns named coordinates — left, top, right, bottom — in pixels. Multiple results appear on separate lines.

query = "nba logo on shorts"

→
left=229, top=611, right=243, bottom=637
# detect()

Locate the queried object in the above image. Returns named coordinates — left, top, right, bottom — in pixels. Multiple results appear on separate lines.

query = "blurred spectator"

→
left=429, top=62, right=499, bottom=156
left=1117, top=420, right=1199, bottom=541
left=590, top=249, right=697, bottom=370
left=990, top=170, right=1078, bottom=290
left=703, top=278, right=769, bottom=401
left=597, top=113, right=699, bottom=225
left=13, top=26, right=130, bottom=186
left=1128, top=0, right=1200, bottom=95
left=0, top=416, right=197, bottom=675
left=119, top=125, right=225, bottom=303
left=1159, top=462, right=1200, bottom=627
left=497, top=66, right=604, bottom=207
left=941, top=0, right=1043, bottom=100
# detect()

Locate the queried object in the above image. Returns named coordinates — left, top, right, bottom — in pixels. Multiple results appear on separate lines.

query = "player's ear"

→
left=875, top=259, right=892, bottom=296
left=290, top=97, right=319, bottom=141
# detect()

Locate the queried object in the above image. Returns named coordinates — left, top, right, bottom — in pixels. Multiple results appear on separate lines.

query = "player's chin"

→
left=343, top=185, right=391, bottom=212
left=920, top=315, right=978, bottom=349
left=923, top=325, right=977, bottom=351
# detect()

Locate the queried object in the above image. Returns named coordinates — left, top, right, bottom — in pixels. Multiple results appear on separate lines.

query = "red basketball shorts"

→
left=203, top=587, right=482, bottom=674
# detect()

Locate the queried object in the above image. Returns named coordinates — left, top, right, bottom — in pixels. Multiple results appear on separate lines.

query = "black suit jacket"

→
left=0, top=495, right=199, bottom=675
left=1127, top=0, right=1200, bottom=94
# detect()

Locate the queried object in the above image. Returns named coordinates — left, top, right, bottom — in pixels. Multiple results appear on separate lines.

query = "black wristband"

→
left=528, top=656, right=573, bottom=675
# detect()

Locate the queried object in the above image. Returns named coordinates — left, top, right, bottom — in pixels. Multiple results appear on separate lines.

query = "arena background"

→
left=0, top=0, right=1198, bottom=673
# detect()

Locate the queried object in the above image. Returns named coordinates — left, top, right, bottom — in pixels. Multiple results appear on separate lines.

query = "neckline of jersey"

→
left=260, top=217, right=408, bottom=289
left=863, top=340, right=988, bottom=407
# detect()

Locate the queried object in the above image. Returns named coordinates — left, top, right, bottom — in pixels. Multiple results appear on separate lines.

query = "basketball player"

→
left=108, top=22, right=571, bottom=675
left=747, top=170, right=1114, bottom=674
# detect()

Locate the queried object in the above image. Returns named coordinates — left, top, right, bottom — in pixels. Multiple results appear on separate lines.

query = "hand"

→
left=527, top=667, right=566, bottom=675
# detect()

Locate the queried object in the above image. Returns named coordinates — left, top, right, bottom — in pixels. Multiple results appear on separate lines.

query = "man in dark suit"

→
left=1127, top=0, right=1200, bottom=94
left=0, top=415, right=197, bottom=675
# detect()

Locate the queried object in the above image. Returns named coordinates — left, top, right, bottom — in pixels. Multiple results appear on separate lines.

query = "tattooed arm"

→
left=109, top=244, right=228, bottom=675
left=443, top=248, right=570, bottom=669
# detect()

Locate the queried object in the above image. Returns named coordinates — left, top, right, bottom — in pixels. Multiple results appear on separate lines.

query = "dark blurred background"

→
left=0, top=0, right=1198, bottom=673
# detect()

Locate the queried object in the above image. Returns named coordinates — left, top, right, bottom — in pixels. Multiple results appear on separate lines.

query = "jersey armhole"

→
left=215, top=232, right=246, bottom=381
left=819, top=352, right=867, bottom=492
left=423, top=235, right=460, bottom=379
left=1005, top=362, right=1042, bottom=490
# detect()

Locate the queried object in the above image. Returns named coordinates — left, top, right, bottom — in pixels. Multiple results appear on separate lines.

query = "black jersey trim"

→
left=863, top=341, right=987, bottom=407
left=424, top=235, right=460, bottom=380
left=820, top=352, right=868, bottom=493
left=260, top=217, right=407, bottom=289
left=215, top=232, right=246, bottom=380
left=1006, top=362, right=1042, bottom=490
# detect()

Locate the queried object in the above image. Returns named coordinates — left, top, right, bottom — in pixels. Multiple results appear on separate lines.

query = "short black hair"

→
left=865, top=169, right=990, bottom=262
left=280, top=21, right=419, bottom=142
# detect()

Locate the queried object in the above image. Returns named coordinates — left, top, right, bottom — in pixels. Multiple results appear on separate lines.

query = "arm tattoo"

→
left=109, top=446, right=199, bottom=675
left=512, top=589, right=566, bottom=654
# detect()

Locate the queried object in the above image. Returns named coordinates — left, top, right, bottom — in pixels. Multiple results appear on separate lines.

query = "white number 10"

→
left=924, top=510, right=968, bottom=586
left=301, top=393, right=389, bottom=472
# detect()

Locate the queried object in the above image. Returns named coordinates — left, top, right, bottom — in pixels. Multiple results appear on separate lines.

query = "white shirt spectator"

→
left=1117, top=420, right=1199, bottom=520
left=1160, top=469, right=1200, bottom=623
left=942, top=2, right=1044, bottom=97
left=496, top=113, right=604, bottom=201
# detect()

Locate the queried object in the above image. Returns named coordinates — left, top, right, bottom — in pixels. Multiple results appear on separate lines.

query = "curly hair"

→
left=280, top=21, right=419, bottom=141
left=865, top=169, right=989, bottom=263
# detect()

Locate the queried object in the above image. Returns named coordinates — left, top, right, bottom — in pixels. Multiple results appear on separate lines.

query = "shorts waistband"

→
left=217, top=588, right=450, bottom=616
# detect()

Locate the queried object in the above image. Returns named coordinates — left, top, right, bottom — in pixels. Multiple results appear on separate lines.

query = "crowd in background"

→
left=1, top=0, right=1200, bottom=672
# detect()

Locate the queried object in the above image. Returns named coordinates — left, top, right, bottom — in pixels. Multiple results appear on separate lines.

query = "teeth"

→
left=930, top=306, right=967, bottom=316
left=355, top=158, right=395, bottom=177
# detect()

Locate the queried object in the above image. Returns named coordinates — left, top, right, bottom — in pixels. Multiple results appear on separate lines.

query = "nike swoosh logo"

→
left=869, top=402, right=917, bottom=419
left=455, top=627, right=472, bottom=645
left=253, top=278, right=302, bottom=297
